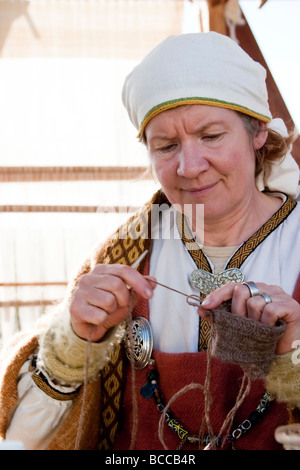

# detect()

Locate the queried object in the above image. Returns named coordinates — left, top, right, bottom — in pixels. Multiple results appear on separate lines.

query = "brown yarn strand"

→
left=202, top=337, right=215, bottom=445
left=74, top=291, right=138, bottom=450
left=74, top=252, right=146, bottom=450
left=158, top=382, right=206, bottom=450
left=202, top=337, right=251, bottom=450
left=210, top=373, right=251, bottom=450
left=157, top=336, right=252, bottom=451
left=157, top=338, right=214, bottom=449
left=75, top=323, right=94, bottom=450
left=126, top=290, right=139, bottom=450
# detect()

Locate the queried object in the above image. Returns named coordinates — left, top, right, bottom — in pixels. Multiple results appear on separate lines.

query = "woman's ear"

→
left=253, top=121, right=268, bottom=150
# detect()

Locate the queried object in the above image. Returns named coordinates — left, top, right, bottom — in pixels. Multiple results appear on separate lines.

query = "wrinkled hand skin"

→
left=69, top=264, right=156, bottom=342
left=197, top=282, right=300, bottom=355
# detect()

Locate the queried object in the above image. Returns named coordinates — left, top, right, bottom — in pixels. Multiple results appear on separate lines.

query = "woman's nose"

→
left=176, top=141, right=209, bottom=178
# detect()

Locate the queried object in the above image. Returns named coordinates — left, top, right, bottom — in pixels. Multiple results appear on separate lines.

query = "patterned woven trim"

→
left=137, top=97, right=271, bottom=138
left=29, top=356, right=80, bottom=402
left=177, top=195, right=297, bottom=351
left=176, top=211, right=212, bottom=273
left=227, top=195, right=297, bottom=269
left=32, top=373, right=80, bottom=401
left=102, top=190, right=169, bottom=270
left=178, top=195, right=297, bottom=272
left=97, top=342, right=127, bottom=450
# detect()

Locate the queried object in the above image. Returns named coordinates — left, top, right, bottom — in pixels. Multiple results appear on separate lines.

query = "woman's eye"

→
left=203, top=133, right=222, bottom=141
left=158, top=144, right=176, bottom=153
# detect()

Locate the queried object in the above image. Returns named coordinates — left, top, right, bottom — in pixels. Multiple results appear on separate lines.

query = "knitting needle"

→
left=130, top=250, right=202, bottom=307
left=147, top=279, right=202, bottom=307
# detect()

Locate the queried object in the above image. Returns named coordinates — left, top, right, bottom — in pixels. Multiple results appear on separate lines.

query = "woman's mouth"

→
left=183, top=182, right=218, bottom=196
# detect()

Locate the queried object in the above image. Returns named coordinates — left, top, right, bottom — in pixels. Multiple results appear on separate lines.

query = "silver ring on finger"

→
left=242, top=281, right=260, bottom=297
left=260, top=293, right=272, bottom=305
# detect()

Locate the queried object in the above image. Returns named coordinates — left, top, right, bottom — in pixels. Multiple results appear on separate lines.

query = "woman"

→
left=1, top=32, right=300, bottom=450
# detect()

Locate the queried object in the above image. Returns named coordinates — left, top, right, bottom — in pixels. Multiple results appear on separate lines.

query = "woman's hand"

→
left=69, top=264, right=155, bottom=342
left=198, top=282, right=300, bottom=355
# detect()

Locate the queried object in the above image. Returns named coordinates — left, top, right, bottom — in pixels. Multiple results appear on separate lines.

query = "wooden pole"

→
left=205, top=0, right=299, bottom=165
left=235, top=7, right=300, bottom=165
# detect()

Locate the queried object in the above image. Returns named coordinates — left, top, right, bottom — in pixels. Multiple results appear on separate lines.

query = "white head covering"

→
left=122, top=32, right=300, bottom=199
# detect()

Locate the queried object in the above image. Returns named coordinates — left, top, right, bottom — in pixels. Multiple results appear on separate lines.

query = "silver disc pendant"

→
left=190, top=268, right=244, bottom=296
left=125, top=316, right=153, bottom=370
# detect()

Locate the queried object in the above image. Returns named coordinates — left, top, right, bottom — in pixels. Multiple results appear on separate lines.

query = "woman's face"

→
left=145, top=105, right=267, bottom=222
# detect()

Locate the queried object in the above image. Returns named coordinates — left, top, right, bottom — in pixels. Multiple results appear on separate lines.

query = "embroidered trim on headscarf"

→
left=138, top=97, right=271, bottom=139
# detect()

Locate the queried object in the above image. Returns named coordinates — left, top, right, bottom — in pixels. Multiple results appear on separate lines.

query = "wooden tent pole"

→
left=206, top=0, right=299, bottom=165
left=234, top=7, right=300, bottom=165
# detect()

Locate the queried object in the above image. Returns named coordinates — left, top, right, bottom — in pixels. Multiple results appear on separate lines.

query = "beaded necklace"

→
left=140, top=359, right=275, bottom=449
